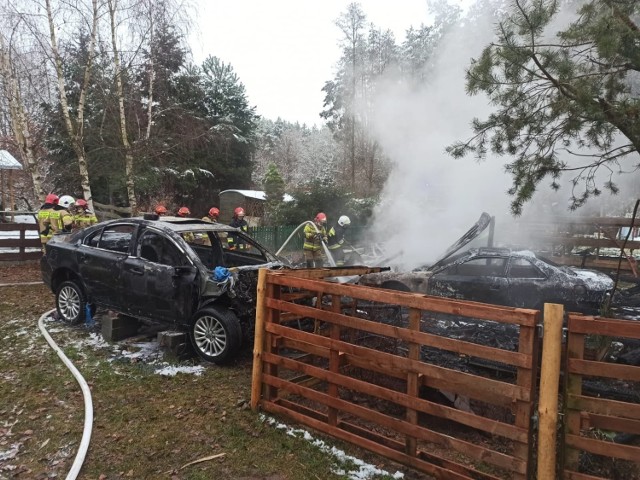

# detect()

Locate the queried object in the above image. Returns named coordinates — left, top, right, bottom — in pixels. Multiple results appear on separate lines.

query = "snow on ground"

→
left=261, top=415, right=404, bottom=480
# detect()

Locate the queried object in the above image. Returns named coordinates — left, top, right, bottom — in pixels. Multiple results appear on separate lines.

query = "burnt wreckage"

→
left=358, top=212, right=615, bottom=314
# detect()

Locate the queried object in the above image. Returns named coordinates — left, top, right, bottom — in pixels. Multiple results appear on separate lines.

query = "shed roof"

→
left=220, top=189, right=294, bottom=202
left=0, top=150, right=22, bottom=170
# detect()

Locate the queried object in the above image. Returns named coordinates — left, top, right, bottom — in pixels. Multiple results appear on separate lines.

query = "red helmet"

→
left=208, top=207, right=220, bottom=217
left=45, top=193, right=59, bottom=205
left=178, top=206, right=191, bottom=217
left=76, top=199, right=88, bottom=209
left=234, top=207, right=245, bottom=217
left=155, top=205, right=167, bottom=215
left=315, top=212, right=327, bottom=224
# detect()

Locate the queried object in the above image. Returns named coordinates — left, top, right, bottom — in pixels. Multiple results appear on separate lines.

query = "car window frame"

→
left=507, top=257, right=548, bottom=280
left=135, top=226, right=193, bottom=267
left=440, top=255, right=508, bottom=277
left=81, top=223, right=137, bottom=255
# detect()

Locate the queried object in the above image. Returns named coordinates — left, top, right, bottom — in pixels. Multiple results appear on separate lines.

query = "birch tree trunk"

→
left=45, top=0, right=98, bottom=212
left=0, top=33, right=45, bottom=202
left=108, top=0, right=137, bottom=215
left=145, top=8, right=155, bottom=141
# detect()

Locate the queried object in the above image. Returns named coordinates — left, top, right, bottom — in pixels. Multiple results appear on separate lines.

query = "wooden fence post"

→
left=251, top=268, right=268, bottom=411
left=537, top=303, right=564, bottom=480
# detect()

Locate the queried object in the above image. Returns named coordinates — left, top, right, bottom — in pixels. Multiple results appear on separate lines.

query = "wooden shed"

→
left=0, top=150, right=23, bottom=221
left=218, top=189, right=293, bottom=225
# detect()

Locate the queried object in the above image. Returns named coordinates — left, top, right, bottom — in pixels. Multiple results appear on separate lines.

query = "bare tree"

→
left=107, top=0, right=137, bottom=214
left=0, top=31, right=45, bottom=201
left=45, top=0, right=100, bottom=211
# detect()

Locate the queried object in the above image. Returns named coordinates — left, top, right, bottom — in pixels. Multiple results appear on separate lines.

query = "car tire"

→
left=56, top=280, right=87, bottom=325
left=190, top=307, right=242, bottom=364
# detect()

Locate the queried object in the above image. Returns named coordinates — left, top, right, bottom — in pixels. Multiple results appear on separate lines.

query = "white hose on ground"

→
left=38, top=309, right=93, bottom=480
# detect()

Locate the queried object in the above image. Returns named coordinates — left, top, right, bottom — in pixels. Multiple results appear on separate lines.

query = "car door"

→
left=78, top=224, right=135, bottom=308
left=122, top=228, right=197, bottom=322
left=428, top=256, right=509, bottom=306
left=506, top=257, right=549, bottom=309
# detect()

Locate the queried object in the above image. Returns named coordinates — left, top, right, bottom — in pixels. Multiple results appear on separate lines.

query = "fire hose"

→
left=38, top=309, right=93, bottom=480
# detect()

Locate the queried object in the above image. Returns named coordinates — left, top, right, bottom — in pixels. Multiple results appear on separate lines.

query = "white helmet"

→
left=59, top=195, right=75, bottom=208
left=338, top=215, right=351, bottom=227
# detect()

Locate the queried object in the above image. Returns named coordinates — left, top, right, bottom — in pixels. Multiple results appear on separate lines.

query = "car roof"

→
left=105, top=217, right=239, bottom=233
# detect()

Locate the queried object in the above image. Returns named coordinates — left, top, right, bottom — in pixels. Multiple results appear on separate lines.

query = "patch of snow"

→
left=260, top=415, right=404, bottom=480
left=155, top=365, right=205, bottom=376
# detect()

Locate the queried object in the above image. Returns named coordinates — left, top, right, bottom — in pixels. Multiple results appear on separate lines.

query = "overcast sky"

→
left=190, top=0, right=442, bottom=126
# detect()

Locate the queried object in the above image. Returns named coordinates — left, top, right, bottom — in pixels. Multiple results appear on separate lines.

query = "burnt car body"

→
left=41, top=216, right=287, bottom=363
left=359, top=247, right=614, bottom=313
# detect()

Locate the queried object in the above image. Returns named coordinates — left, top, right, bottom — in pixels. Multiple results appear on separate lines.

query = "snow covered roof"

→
left=0, top=150, right=22, bottom=170
left=220, top=189, right=294, bottom=202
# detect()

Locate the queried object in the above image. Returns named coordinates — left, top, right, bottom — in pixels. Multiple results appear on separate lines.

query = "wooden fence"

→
left=0, top=223, right=41, bottom=262
left=251, top=267, right=541, bottom=479
left=562, top=314, right=640, bottom=479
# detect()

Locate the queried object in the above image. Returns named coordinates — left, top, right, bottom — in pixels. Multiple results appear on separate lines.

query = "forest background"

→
left=1, top=0, right=639, bottom=228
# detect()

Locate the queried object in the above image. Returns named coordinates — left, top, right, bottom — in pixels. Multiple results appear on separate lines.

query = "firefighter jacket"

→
left=327, top=224, right=347, bottom=251
left=303, top=223, right=327, bottom=252
left=227, top=217, right=248, bottom=250
left=48, top=205, right=74, bottom=235
left=201, top=216, right=218, bottom=223
left=73, top=209, right=98, bottom=231
left=37, top=203, right=57, bottom=245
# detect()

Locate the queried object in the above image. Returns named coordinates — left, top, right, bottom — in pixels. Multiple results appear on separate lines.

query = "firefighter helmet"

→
left=45, top=193, right=59, bottom=205
left=234, top=207, right=245, bottom=217
left=315, top=212, right=327, bottom=224
left=208, top=207, right=220, bottom=218
left=76, top=199, right=88, bottom=209
left=338, top=215, right=351, bottom=227
left=155, top=205, right=167, bottom=215
left=59, top=195, right=75, bottom=209
left=178, top=206, right=191, bottom=217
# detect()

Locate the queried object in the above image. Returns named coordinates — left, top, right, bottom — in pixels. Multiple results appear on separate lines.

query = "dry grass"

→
left=0, top=283, right=407, bottom=480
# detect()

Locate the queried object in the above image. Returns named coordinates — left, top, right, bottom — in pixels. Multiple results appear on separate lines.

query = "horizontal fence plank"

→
left=263, top=351, right=528, bottom=442
left=0, top=238, right=41, bottom=248
left=262, top=400, right=497, bottom=480
left=265, top=322, right=531, bottom=405
left=565, top=434, right=640, bottom=462
left=0, top=224, right=38, bottom=232
left=0, top=251, right=41, bottom=262
left=567, top=358, right=640, bottom=382
left=567, top=394, right=640, bottom=420
left=267, top=273, right=538, bottom=326
left=267, top=297, right=532, bottom=368
left=582, top=413, right=640, bottom=435
left=263, top=373, right=526, bottom=474
left=568, top=315, right=640, bottom=339
left=564, top=469, right=622, bottom=480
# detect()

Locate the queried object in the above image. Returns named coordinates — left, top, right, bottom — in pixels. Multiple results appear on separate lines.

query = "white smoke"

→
left=366, top=3, right=639, bottom=270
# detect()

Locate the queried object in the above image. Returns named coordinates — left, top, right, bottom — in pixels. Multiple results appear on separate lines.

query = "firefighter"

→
left=202, top=207, right=220, bottom=223
left=72, top=199, right=98, bottom=231
left=228, top=207, right=248, bottom=250
left=177, top=206, right=191, bottom=217
left=327, top=215, right=351, bottom=266
left=303, top=212, right=328, bottom=268
left=37, top=193, right=59, bottom=251
left=155, top=205, right=168, bottom=216
left=50, top=195, right=75, bottom=235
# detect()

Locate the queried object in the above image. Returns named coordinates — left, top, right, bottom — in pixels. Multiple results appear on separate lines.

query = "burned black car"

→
left=359, top=247, right=614, bottom=314
left=41, top=216, right=287, bottom=363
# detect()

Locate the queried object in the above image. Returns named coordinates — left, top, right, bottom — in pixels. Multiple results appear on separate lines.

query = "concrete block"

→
left=157, top=330, right=187, bottom=349
left=102, top=315, right=140, bottom=341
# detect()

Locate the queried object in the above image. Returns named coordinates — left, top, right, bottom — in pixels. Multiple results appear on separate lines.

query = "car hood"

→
left=428, top=212, right=493, bottom=270
left=570, top=268, right=615, bottom=290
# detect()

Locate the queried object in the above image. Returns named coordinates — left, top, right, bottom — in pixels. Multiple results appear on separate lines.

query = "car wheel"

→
left=56, top=280, right=87, bottom=325
left=190, top=307, right=242, bottom=364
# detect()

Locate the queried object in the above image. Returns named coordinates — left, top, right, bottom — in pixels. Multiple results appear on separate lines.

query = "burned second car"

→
left=359, top=247, right=614, bottom=314
left=41, top=216, right=288, bottom=363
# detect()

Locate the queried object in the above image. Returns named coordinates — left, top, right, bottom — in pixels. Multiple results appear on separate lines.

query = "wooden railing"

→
left=252, top=267, right=541, bottom=479
left=562, top=314, right=640, bottom=479
left=0, top=223, right=41, bottom=262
